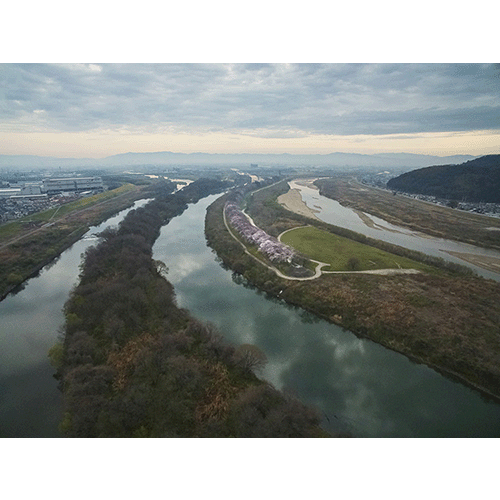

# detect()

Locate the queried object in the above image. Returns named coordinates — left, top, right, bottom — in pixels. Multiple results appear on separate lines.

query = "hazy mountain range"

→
left=0, top=151, right=477, bottom=170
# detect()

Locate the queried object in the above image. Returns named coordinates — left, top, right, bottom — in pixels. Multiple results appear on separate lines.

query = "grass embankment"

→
left=0, top=183, right=148, bottom=301
left=0, top=183, right=137, bottom=239
left=315, top=176, right=500, bottom=250
left=205, top=183, right=500, bottom=401
left=281, top=226, right=433, bottom=273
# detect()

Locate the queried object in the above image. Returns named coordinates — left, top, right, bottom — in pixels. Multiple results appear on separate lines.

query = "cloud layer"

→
left=1, top=63, right=499, bottom=138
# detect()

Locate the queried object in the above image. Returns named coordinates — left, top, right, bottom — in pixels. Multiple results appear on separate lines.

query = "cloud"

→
left=1, top=63, right=499, bottom=137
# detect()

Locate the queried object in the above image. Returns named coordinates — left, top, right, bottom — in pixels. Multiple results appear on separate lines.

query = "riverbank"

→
left=55, top=179, right=327, bottom=438
left=315, top=176, right=500, bottom=250
left=277, top=188, right=321, bottom=220
left=205, top=185, right=500, bottom=401
left=0, top=182, right=152, bottom=301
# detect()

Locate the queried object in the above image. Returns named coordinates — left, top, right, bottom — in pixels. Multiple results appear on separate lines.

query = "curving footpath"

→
left=223, top=206, right=420, bottom=281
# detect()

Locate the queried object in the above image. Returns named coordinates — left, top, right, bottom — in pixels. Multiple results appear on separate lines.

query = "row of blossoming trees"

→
left=225, top=200, right=297, bottom=264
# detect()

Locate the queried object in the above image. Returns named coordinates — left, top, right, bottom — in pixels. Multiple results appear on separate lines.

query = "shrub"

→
left=347, top=257, right=361, bottom=271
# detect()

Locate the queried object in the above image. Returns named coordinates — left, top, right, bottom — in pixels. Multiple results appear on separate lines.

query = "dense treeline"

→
left=387, top=154, right=500, bottom=203
left=54, top=178, right=324, bottom=437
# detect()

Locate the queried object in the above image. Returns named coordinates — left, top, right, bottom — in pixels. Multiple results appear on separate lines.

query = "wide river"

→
left=2, top=193, right=500, bottom=437
left=152, top=194, right=500, bottom=437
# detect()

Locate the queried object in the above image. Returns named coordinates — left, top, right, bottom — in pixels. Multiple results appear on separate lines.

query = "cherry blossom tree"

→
left=225, top=201, right=296, bottom=264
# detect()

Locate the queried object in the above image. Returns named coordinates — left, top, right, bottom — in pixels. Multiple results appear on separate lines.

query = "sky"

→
left=1, top=63, right=499, bottom=159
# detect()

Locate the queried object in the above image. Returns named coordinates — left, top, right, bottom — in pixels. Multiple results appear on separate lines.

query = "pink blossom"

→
left=225, top=201, right=296, bottom=264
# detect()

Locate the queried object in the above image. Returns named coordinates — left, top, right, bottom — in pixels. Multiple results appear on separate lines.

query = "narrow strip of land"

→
left=442, top=250, right=500, bottom=273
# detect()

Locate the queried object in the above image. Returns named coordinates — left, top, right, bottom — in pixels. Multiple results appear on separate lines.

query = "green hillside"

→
left=387, top=155, right=500, bottom=203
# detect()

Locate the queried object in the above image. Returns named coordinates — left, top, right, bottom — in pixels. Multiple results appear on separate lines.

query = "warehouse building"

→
left=42, top=177, right=104, bottom=195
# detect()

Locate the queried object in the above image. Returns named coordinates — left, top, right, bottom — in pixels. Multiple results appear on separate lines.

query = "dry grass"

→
left=195, top=360, right=240, bottom=423
left=286, top=271, right=500, bottom=397
left=235, top=180, right=500, bottom=399
left=315, top=177, right=500, bottom=249
left=107, top=332, right=157, bottom=391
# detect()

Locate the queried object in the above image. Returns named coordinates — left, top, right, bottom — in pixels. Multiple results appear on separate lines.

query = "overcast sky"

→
left=1, top=63, right=499, bottom=158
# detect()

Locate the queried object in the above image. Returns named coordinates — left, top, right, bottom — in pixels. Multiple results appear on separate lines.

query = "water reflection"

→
left=0, top=199, right=150, bottom=437
left=153, top=194, right=500, bottom=437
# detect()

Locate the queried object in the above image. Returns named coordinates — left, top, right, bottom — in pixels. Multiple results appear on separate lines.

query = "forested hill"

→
left=386, top=155, right=500, bottom=203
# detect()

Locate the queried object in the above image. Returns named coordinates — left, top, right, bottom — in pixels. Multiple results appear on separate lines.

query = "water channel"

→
left=0, top=199, right=151, bottom=437
left=152, top=194, right=500, bottom=437
left=290, top=180, right=500, bottom=281
left=2, top=191, right=500, bottom=437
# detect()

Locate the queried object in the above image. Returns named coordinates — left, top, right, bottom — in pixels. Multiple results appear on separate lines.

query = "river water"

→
left=2, top=193, right=500, bottom=437
left=0, top=199, right=151, bottom=438
left=290, top=180, right=500, bottom=281
left=152, top=194, right=500, bottom=437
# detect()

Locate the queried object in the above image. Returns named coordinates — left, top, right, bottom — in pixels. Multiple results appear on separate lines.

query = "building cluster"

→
left=42, top=177, right=104, bottom=195
left=0, top=177, right=104, bottom=223
left=359, top=175, right=500, bottom=219
left=394, top=191, right=500, bottom=218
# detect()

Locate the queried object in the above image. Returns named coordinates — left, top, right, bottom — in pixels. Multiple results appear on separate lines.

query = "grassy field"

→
left=280, top=225, right=432, bottom=272
left=0, top=220, right=23, bottom=239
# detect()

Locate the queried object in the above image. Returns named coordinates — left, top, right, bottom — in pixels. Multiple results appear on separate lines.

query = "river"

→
left=2, top=193, right=500, bottom=437
left=152, top=194, right=500, bottom=437
left=0, top=199, right=151, bottom=437
left=289, top=180, right=500, bottom=281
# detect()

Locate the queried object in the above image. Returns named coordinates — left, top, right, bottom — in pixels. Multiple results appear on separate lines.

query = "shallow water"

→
left=293, top=181, right=500, bottom=281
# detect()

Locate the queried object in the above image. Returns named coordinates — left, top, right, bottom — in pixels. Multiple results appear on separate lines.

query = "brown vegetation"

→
left=0, top=182, right=150, bottom=301
left=205, top=183, right=500, bottom=400
left=315, top=176, right=500, bottom=249
left=57, top=179, right=325, bottom=438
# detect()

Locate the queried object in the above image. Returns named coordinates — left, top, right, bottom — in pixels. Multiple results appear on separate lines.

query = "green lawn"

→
left=0, top=220, right=23, bottom=239
left=280, top=226, right=431, bottom=272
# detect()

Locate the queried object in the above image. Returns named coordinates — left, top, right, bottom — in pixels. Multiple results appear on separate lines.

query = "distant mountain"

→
left=0, top=151, right=477, bottom=170
left=387, top=155, right=500, bottom=203
left=99, top=151, right=477, bottom=169
left=0, top=155, right=97, bottom=168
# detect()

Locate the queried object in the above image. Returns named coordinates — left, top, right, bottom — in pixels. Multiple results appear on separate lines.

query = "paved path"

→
left=224, top=205, right=420, bottom=281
